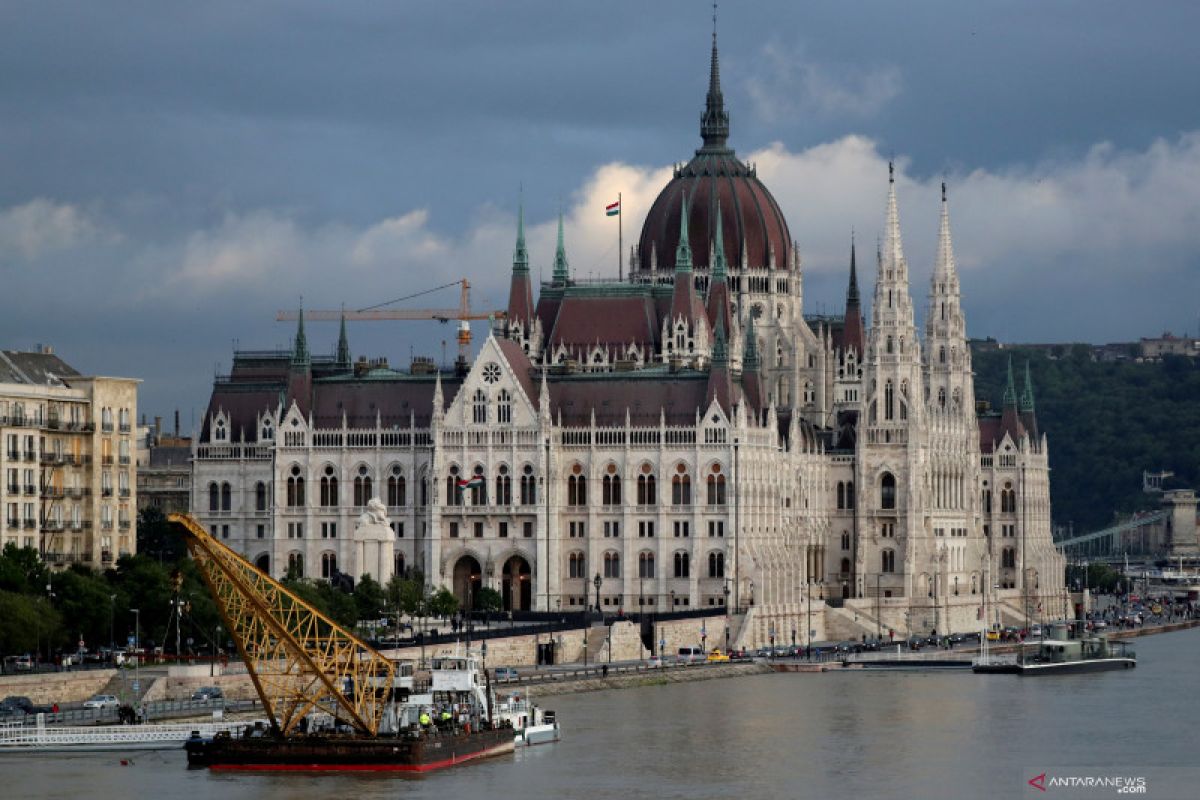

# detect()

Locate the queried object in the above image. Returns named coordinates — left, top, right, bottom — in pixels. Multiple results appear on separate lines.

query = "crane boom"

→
left=274, top=279, right=504, bottom=358
left=168, top=512, right=394, bottom=736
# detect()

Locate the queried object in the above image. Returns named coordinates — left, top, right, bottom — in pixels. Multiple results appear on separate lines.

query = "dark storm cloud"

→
left=1, top=1, right=1198, bottom=417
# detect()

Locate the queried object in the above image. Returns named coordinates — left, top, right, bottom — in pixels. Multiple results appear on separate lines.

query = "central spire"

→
left=552, top=210, right=569, bottom=284
left=699, top=12, right=730, bottom=153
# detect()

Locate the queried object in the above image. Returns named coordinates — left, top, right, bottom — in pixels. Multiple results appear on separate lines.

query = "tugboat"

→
left=973, top=622, right=1136, bottom=675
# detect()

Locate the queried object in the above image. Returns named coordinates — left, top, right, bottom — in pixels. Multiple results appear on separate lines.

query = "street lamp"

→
left=109, top=594, right=116, bottom=650
left=593, top=573, right=602, bottom=614
left=130, top=608, right=140, bottom=704
left=701, top=621, right=707, bottom=654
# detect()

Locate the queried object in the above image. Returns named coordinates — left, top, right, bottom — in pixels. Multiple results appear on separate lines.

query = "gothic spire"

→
left=743, top=312, right=759, bottom=370
left=675, top=191, right=693, bottom=272
left=552, top=210, right=569, bottom=284
left=699, top=13, right=730, bottom=153
left=847, top=237, right=860, bottom=307
left=712, top=314, right=728, bottom=364
left=1020, top=360, right=1036, bottom=412
left=933, top=181, right=957, bottom=283
left=335, top=308, right=351, bottom=368
left=711, top=199, right=727, bottom=280
left=1003, top=356, right=1017, bottom=407
left=882, top=160, right=906, bottom=275
left=513, top=194, right=529, bottom=274
left=291, top=306, right=310, bottom=366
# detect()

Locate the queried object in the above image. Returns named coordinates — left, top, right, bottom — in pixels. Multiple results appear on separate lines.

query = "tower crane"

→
left=276, top=279, right=505, bottom=359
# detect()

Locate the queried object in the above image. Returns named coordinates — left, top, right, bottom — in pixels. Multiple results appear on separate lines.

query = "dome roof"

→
left=636, top=34, right=793, bottom=273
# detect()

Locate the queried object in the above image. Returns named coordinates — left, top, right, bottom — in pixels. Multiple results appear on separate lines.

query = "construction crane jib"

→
left=275, top=279, right=505, bottom=359
left=168, top=512, right=395, bottom=736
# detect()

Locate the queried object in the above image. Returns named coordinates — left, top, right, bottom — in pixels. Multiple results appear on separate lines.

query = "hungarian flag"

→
left=457, top=475, right=485, bottom=490
left=605, top=200, right=620, bottom=217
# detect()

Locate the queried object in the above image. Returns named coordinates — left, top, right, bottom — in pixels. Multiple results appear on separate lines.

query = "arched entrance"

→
left=255, top=553, right=270, bottom=575
left=453, top=555, right=483, bottom=609
left=501, top=555, right=532, bottom=611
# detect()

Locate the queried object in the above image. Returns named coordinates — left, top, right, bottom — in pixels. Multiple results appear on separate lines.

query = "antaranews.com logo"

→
left=1028, top=771, right=1148, bottom=794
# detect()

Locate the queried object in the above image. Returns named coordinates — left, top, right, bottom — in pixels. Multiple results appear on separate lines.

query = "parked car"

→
left=0, top=696, right=54, bottom=717
left=643, top=656, right=665, bottom=669
left=493, top=667, right=519, bottom=680
left=705, top=649, right=731, bottom=662
left=83, top=694, right=120, bottom=710
left=190, top=686, right=224, bottom=702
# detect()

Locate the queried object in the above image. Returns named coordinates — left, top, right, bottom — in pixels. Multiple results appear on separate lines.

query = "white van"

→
left=676, top=646, right=705, bottom=663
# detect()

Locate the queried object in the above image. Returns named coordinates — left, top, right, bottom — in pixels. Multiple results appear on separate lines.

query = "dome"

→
left=636, top=34, right=793, bottom=273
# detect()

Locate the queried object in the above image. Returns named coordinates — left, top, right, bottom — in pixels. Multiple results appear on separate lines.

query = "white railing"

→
left=0, top=720, right=243, bottom=749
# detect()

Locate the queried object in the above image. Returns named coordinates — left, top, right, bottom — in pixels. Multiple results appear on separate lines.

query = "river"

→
left=7, top=627, right=1198, bottom=799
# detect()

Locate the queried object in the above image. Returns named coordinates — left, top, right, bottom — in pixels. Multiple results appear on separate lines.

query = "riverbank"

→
left=510, top=661, right=773, bottom=698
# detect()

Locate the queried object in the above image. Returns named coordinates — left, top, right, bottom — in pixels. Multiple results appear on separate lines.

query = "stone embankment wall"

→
left=0, top=669, right=115, bottom=704
left=527, top=661, right=771, bottom=698
left=141, top=665, right=261, bottom=703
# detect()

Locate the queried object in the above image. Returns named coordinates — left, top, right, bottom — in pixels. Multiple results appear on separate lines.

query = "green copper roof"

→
left=1020, top=360, right=1036, bottom=412
left=675, top=191, right=693, bottom=273
left=1003, top=356, right=1017, bottom=407
left=711, top=198, right=728, bottom=280
left=552, top=211, right=569, bottom=284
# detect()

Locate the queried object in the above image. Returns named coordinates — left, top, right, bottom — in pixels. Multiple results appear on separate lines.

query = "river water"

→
left=7, top=628, right=1198, bottom=800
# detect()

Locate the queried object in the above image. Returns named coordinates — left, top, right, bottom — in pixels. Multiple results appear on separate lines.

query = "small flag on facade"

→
left=457, top=475, right=485, bottom=490
left=605, top=200, right=620, bottom=217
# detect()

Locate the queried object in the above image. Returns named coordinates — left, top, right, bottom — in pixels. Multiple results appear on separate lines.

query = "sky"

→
left=1, top=1, right=1199, bottom=422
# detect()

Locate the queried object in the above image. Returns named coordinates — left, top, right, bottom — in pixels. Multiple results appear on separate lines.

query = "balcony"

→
left=82, top=520, right=93, bottom=529
left=101, top=456, right=114, bottom=465
left=69, top=523, right=83, bottom=533
left=42, top=521, right=65, bottom=533
left=101, top=521, right=113, bottom=531
left=101, top=422, right=114, bottom=433
left=22, top=519, right=36, bottom=529
left=43, top=487, right=65, bottom=499
left=118, top=456, right=130, bottom=465
left=101, top=550, right=113, bottom=564
left=102, top=488, right=113, bottom=497
left=22, top=451, right=37, bottom=462
left=24, top=484, right=37, bottom=495
left=65, top=487, right=82, bottom=498
left=6, top=485, right=17, bottom=495
left=119, top=489, right=131, bottom=498
left=40, top=452, right=62, bottom=464
left=44, top=418, right=61, bottom=430
left=118, top=521, right=131, bottom=531
left=6, top=451, right=18, bottom=460
left=5, top=519, right=17, bottom=530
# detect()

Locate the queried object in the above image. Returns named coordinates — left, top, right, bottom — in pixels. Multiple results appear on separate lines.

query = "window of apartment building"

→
left=6, top=469, right=17, bottom=493
left=673, top=520, right=689, bottom=538
left=6, top=503, right=16, bottom=527
left=604, top=521, right=619, bottom=538
left=707, top=520, right=724, bottom=538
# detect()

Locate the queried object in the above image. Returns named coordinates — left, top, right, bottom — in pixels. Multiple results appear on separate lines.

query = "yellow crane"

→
left=275, top=279, right=506, bottom=360
left=168, top=512, right=394, bottom=736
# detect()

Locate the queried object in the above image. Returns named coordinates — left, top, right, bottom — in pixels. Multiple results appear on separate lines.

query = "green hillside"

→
left=971, top=345, right=1200, bottom=533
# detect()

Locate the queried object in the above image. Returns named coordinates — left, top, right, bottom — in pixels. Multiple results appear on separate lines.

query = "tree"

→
left=428, top=586, right=459, bottom=619
left=386, top=572, right=428, bottom=617
left=0, top=543, right=48, bottom=595
left=136, top=506, right=188, bottom=563
left=476, top=587, right=502, bottom=614
left=0, top=591, right=60, bottom=658
left=353, top=574, right=386, bottom=622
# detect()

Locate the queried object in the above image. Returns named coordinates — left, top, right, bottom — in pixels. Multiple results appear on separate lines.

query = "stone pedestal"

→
left=353, top=498, right=394, bottom=583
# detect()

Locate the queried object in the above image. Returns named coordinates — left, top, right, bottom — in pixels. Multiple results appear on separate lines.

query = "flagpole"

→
left=618, top=191, right=623, bottom=282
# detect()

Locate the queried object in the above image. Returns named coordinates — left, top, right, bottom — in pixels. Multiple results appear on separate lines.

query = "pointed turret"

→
left=552, top=210, right=569, bottom=285
left=335, top=309, right=351, bottom=369
left=869, top=161, right=918, bottom=350
left=291, top=307, right=310, bottom=367
left=699, top=20, right=730, bottom=154
left=506, top=197, right=536, bottom=329
left=741, top=313, right=765, bottom=414
left=706, top=200, right=733, bottom=335
left=925, top=181, right=973, bottom=416
left=841, top=238, right=865, bottom=355
left=999, top=356, right=1026, bottom=442
left=1020, top=360, right=1039, bottom=439
left=670, top=192, right=706, bottom=326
